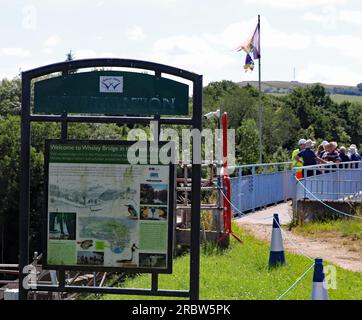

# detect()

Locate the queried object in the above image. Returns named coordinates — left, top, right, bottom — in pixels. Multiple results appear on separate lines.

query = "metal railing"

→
left=230, top=160, right=362, bottom=215
left=230, top=162, right=295, bottom=214
left=296, top=161, right=362, bottom=201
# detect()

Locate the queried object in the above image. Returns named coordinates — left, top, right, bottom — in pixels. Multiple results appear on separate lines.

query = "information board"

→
left=34, top=71, right=189, bottom=115
left=44, top=140, right=175, bottom=273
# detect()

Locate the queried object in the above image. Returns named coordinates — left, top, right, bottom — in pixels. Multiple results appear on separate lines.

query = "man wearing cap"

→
left=294, top=139, right=327, bottom=177
left=292, top=139, right=306, bottom=179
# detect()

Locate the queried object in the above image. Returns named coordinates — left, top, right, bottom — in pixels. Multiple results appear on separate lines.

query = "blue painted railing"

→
left=230, top=161, right=362, bottom=215
left=297, top=161, right=362, bottom=201
left=230, top=162, right=295, bottom=214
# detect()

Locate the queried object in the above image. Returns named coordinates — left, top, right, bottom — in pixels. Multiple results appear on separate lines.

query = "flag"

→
left=236, top=23, right=260, bottom=60
left=243, top=53, right=254, bottom=72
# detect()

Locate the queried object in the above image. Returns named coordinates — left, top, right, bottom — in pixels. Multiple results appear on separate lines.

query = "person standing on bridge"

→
left=292, top=139, right=306, bottom=179
left=322, top=142, right=341, bottom=163
left=317, top=140, right=329, bottom=158
left=294, top=139, right=327, bottom=177
left=338, top=146, right=351, bottom=169
left=349, top=145, right=361, bottom=168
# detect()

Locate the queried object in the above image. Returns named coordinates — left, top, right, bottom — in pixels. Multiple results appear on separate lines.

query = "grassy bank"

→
left=292, top=220, right=362, bottom=242
left=85, top=224, right=361, bottom=300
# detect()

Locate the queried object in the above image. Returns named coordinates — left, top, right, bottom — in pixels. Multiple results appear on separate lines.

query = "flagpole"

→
left=257, top=14, right=263, bottom=164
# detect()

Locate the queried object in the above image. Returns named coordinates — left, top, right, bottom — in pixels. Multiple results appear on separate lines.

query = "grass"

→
left=268, top=92, right=362, bottom=104
left=330, top=94, right=362, bottom=103
left=83, top=224, right=362, bottom=300
left=292, top=220, right=362, bottom=242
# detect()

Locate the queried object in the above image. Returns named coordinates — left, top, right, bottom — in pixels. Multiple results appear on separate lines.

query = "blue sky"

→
left=1, top=0, right=362, bottom=85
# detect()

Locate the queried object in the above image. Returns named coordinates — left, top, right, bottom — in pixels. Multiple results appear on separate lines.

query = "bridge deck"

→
left=235, top=201, right=292, bottom=225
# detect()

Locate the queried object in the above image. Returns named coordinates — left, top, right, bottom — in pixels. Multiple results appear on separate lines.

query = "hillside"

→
left=239, top=80, right=362, bottom=103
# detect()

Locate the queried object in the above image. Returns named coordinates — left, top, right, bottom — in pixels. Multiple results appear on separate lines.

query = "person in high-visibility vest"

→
left=292, top=139, right=306, bottom=179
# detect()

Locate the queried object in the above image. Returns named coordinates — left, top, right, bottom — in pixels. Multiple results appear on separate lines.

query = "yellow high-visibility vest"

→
left=292, top=148, right=303, bottom=172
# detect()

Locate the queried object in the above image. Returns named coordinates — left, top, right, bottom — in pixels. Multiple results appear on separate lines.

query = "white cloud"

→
left=147, top=16, right=311, bottom=83
left=303, top=6, right=337, bottom=29
left=125, top=26, right=146, bottom=41
left=339, top=10, right=362, bottom=25
left=73, top=49, right=118, bottom=59
left=73, top=49, right=98, bottom=59
left=298, top=64, right=361, bottom=86
left=209, top=16, right=311, bottom=50
left=242, top=0, right=348, bottom=9
left=150, top=34, right=236, bottom=74
left=0, top=48, right=31, bottom=57
left=303, top=8, right=362, bottom=28
left=0, top=71, right=17, bottom=80
left=43, top=35, right=62, bottom=47
left=41, top=48, right=53, bottom=55
left=315, top=34, right=362, bottom=59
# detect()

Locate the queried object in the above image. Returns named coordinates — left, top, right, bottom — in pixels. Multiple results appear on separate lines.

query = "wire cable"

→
left=220, top=189, right=274, bottom=220
left=272, top=216, right=314, bottom=261
left=276, top=262, right=315, bottom=300
left=295, top=176, right=362, bottom=220
left=220, top=189, right=314, bottom=260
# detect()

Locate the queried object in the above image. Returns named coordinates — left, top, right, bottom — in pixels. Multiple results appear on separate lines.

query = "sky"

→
left=1, top=0, right=362, bottom=86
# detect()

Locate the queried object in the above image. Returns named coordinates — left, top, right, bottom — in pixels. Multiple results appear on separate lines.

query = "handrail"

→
left=231, top=160, right=362, bottom=171
left=293, top=161, right=362, bottom=170
left=230, top=162, right=292, bottom=170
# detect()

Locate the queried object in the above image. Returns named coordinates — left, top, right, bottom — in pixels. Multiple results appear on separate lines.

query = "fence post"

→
left=252, top=166, right=256, bottom=212
left=238, top=167, right=242, bottom=214
left=274, top=164, right=278, bottom=205
left=283, top=163, right=288, bottom=202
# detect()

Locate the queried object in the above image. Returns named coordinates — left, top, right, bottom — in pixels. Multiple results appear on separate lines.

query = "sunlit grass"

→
left=82, top=224, right=362, bottom=300
left=292, top=220, right=362, bottom=241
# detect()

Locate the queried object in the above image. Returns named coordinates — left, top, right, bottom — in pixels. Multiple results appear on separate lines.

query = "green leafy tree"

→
left=0, top=116, right=44, bottom=261
left=347, top=103, right=362, bottom=147
left=309, top=84, right=333, bottom=108
left=357, top=83, right=362, bottom=93
left=236, top=119, right=259, bottom=164
left=0, top=78, right=21, bottom=117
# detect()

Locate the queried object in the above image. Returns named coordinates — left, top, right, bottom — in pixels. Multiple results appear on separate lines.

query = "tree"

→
left=221, top=88, right=258, bottom=129
left=309, top=84, right=333, bottom=108
left=65, top=50, right=77, bottom=74
left=0, top=116, right=44, bottom=262
left=357, top=83, right=362, bottom=93
left=236, top=119, right=259, bottom=165
left=347, top=102, right=362, bottom=147
left=0, top=78, right=21, bottom=117
left=284, top=87, right=315, bottom=129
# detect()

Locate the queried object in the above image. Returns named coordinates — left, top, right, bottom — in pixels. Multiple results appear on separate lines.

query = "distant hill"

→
left=238, top=81, right=362, bottom=102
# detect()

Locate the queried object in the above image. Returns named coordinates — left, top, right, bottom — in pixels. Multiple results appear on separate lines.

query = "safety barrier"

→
left=296, top=161, right=362, bottom=201
left=230, top=161, right=362, bottom=215
left=230, top=162, right=295, bottom=214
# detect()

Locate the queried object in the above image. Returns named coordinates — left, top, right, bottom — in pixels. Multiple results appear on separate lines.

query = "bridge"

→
left=230, top=161, right=362, bottom=220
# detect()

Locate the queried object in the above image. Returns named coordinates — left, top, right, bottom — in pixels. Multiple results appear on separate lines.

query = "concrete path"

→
left=234, top=201, right=292, bottom=225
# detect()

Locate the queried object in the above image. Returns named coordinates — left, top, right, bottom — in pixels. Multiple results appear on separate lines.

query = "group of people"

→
left=292, top=139, right=361, bottom=177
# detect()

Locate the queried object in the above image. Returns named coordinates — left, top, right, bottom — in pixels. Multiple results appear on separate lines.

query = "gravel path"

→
left=235, top=201, right=362, bottom=273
